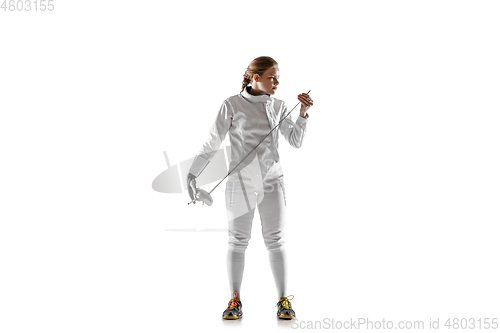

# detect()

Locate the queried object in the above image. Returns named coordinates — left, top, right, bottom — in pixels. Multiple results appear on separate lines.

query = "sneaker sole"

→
left=222, top=315, right=241, bottom=320
left=278, top=314, right=295, bottom=320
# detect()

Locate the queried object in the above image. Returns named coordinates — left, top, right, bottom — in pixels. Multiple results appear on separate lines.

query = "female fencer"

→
left=187, top=56, right=314, bottom=320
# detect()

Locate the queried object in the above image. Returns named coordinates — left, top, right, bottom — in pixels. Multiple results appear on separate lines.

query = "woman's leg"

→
left=226, top=174, right=257, bottom=298
left=257, top=178, right=287, bottom=297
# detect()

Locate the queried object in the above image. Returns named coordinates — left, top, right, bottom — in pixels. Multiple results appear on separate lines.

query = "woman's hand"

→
left=298, top=93, right=313, bottom=118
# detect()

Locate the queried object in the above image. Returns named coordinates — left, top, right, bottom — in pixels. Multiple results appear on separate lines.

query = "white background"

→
left=1, top=0, right=499, bottom=332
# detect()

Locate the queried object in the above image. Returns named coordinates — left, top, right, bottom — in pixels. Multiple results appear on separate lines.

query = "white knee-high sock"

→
left=268, top=248, right=287, bottom=297
left=227, top=248, right=245, bottom=298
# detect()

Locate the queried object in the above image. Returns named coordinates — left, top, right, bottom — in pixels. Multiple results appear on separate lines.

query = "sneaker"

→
left=276, top=295, right=295, bottom=319
left=222, top=290, right=242, bottom=320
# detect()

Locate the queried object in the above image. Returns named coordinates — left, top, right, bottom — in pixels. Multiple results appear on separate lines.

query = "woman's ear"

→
left=253, top=73, right=260, bottom=82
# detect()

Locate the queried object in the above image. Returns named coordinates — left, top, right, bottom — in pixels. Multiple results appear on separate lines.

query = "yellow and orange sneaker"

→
left=222, top=290, right=242, bottom=320
left=276, top=295, right=295, bottom=319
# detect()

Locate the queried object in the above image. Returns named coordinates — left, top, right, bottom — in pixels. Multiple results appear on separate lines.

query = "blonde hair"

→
left=241, top=56, right=278, bottom=92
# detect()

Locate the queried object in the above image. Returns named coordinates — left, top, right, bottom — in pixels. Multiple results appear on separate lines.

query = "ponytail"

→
left=241, top=73, right=252, bottom=92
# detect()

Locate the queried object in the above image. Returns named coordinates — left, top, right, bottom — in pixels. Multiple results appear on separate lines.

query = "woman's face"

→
left=254, top=65, right=280, bottom=95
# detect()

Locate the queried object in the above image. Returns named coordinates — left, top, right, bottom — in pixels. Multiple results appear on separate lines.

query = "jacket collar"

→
left=241, top=85, right=273, bottom=103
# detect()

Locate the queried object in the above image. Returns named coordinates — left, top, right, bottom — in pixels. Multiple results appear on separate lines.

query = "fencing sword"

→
left=188, top=90, right=311, bottom=206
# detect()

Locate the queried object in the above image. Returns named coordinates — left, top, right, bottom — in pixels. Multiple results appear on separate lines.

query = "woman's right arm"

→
left=188, top=100, right=233, bottom=177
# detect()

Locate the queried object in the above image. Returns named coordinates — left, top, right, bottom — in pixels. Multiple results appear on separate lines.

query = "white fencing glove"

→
left=187, top=173, right=197, bottom=202
left=186, top=155, right=213, bottom=206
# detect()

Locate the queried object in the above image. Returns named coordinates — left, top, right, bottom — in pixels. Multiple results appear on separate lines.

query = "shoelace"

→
left=276, top=295, right=294, bottom=309
left=227, top=290, right=241, bottom=309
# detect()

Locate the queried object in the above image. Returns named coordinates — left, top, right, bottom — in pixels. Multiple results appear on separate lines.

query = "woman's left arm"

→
left=279, top=93, right=314, bottom=148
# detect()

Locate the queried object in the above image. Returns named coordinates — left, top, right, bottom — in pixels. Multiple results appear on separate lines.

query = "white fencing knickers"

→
left=225, top=163, right=288, bottom=299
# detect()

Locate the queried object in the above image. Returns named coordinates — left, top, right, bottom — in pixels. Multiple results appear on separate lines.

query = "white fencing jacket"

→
left=189, top=85, right=308, bottom=181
